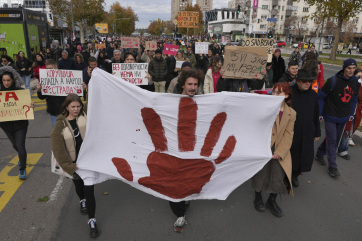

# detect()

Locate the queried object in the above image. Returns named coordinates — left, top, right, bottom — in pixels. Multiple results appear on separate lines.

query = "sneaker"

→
left=174, top=216, right=187, bottom=233
left=19, top=169, right=26, bottom=180
left=80, top=199, right=87, bottom=214
left=338, top=153, right=351, bottom=160
left=315, top=155, right=326, bottom=166
left=328, top=167, right=340, bottom=177
left=349, top=138, right=355, bottom=146
left=88, top=218, right=100, bottom=238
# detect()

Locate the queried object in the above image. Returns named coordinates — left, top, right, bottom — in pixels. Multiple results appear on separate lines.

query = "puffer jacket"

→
left=148, top=57, right=167, bottom=82
left=50, top=113, right=86, bottom=175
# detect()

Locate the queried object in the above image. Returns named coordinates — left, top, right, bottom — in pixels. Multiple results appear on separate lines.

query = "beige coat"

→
left=50, top=113, right=87, bottom=175
left=271, top=101, right=296, bottom=196
left=203, top=68, right=214, bottom=94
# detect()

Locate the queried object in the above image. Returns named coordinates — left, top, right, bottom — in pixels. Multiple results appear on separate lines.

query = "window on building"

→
left=262, top=5, right=268, bottom=9
left=303, top=7, right=309, bottom=12
left=281, top=15, right=283, bottom=20
left=261, top=15, right=267, bottom=20
left=260, top=25, right=266, bottom=29
left=282, top=6, right=284, bottom=11
left=278, top=6, right=280, bottom=10
left=353, top=18, right=358, bottom=24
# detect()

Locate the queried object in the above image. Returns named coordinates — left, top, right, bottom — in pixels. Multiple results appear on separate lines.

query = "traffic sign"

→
left=174, top=20, right=178, bottom=25
left=269, top=22, right=275, bottom=27
left=267, top=18, right=277, bottom=21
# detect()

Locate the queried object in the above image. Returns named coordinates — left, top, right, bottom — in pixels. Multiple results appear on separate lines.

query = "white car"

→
left=292, top=43, right=299, bottom=48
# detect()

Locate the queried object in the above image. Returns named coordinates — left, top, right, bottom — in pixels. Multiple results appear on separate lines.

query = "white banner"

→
left=195, top=42, right=209, bottom=54
left=76, top=68, right=284, bottom=202
left=39, top=69, right=83, bottom=96
left=112, top=63, right=148, bottom=85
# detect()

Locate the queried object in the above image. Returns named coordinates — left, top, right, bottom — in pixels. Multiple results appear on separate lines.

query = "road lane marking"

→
left=48, top=175, right=65, bottom=202
left=0, top=153, right=43, bottom=213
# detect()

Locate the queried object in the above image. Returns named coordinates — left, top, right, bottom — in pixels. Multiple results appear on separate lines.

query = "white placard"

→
left=39, top=69, right=83, bottom=96
left=112, top=63, right=148, bottom=85
left=176, top=61, right=185, bottom=69
left=195, top=42, right=209, bottom=54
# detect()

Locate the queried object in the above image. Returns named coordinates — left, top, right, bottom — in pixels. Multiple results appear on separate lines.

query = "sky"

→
left=104, top=0, right=230, bottom=29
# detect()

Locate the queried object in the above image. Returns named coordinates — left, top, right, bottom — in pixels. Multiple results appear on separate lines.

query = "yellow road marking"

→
left=34, top=106, right=47, bottom=112
left=0, top=153, right=43, bottom=213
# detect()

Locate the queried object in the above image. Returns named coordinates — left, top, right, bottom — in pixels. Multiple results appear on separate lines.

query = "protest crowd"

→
left=1, top=34, right=361, bottom=238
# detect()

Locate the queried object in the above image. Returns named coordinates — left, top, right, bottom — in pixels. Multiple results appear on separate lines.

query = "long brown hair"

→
left=209, top=56, right=221, bottom=74
left=273, top=82, right=292, bottom=107
left=61, top=93, right=84, bottom=117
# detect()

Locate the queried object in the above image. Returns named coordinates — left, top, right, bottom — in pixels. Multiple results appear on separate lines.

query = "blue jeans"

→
left=22, top=75, right=31, bottom=90
left=317, top=121, right=346, bottom=168
left=338, top=121, right=354, bottom=156
left=2, top=126, right=28, bottom=170
left=51, top=115, right=57, bottom=126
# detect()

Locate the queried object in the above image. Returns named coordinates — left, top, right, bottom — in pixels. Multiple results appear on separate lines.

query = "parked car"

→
left=273, top=41, right=286, bottom=47
left=322, top=43, right=332, bottom=49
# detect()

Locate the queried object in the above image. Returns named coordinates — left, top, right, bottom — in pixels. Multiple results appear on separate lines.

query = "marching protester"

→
left=82, top=57, right=99, bottom=100
left=74, top=53, right=88, bottom=71
left=33, top=53, right=46, bottom=82
left=289, top=47, right=302, bottom=68
left=51, top=40, right=63, bottom=62
left=105, top=49, right=123, bottom=74
left=0, top=66, right=34, bottom=179
left=272, top=49, right=285, bottom=84
left=204, top=57, right=224, bottom=94
left=50, top=93, right=100, bottom=238
left=167, top=61, right=192, bottom=93
left=290, top=69, right=321, bottom=187
left=251, top=82, right=296, bottom=217
left=37, top=59, right=66, bottom=126
left=278, top=61, right=299, bottom=84
left=337, top=68, right=362, bottom=159
left=265, top=62, right=273, bottom=88
left=195, top=53, right=210, bottom=74
left=148, top=49, right=167, bottom=93
left=171, top=68, right=205, bottom=232
left=1, top=55, right=16, bottom=69
left=302, top=59, right=320, bottom=93
left=301, top=45, right=319, bottom=65
left=315, top=59, right=360, bottom=177
left=183, top=46, right=196, bottom=67
left=15, top=51, right=33, bottom=91
left=58, top=50, right=75, bottom=70
left=165, top=54, right=177, bottom=91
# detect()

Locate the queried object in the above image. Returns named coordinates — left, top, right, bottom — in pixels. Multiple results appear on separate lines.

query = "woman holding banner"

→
left=251, top=82, right=296, bottom=217
left=0, top=66, right=34, bottom=180
left=50, top=93, right=100, bottom=238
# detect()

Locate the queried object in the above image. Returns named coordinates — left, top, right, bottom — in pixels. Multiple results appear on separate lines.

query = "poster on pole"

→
left=223, top=46, right=268, bottom=80
left=39, top=69, right=83, bottom=96
left=195, top=42, right=209, bottom=54
left=121, top=37, right=140, bottom=49
left=112, top=63, right=149, bottom=85
left=177, top=11, right=199, bottom=29
left=95, top=23, right=108, bottom=33
left=145, top=41, right=157, bottom=51
left=163, top=44, right=180, bottom=56
left=0, top=90, right=34, bottom=122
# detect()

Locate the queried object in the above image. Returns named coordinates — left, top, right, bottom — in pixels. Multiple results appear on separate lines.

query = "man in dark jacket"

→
left=278, top=61, right=298, bottom=84
left=272, top=48, right=285, bottom=84
left=105, top=49, right=123, bottom=74
left=37, top=59, right=66, bottom=126
left=290, top=69, right=321, bottom=187
left=148, top=49, right=167, bottom=92
left=57, top=51, right=75, bottom=70
left=315, top=59, right=360, bottom=178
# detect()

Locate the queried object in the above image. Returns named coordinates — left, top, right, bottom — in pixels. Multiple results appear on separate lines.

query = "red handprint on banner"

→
left=112, top=97, right=237, bottom=199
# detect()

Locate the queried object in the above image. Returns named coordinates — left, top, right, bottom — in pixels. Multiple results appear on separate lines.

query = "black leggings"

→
left=169, top=201, right=188, bottom=217
left=3, top=126, right=28, bottom=170
left=72, top=172, right=96, bottom=219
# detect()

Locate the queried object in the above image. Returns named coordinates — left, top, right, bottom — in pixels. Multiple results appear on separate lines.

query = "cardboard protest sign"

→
left=223, top=46, right=268, bottom=80
left=175, top=61, right=185, bottom=69
left=95, top=43, right=106, bottom=49
left=39, top=69, right=83, bottom=96
left=238, top=38, right=274, bottom=63
left=145, top=41, right=157, bottom=51
left=121, top=37, right=140, bottom=49
left=177, top=11, right=199, bottom=28
left=0, top=90, right=34, bottom=122
left=112, top=63, right=148, bottom=85
left=195, top=42, right=209, bottom=54
left=163, top=44, right=179, bottom=56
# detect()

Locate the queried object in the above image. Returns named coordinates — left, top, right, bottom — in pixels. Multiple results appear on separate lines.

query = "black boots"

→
left=266, top=193, right=283, bottom=217
left=254, top=191, right=265, bottom=212
left=292, top=175, right=299, bottom=187
left=88, top=218, right=100, bottom=238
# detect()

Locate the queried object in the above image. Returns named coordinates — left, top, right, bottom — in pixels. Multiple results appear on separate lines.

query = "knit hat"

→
left=155, top=49, right=162, bottom=55
left=181, top=61, right=192, bottom=69
left=343, top=58, right=357, bottom=70
left=274, top=48, right=281, bottom=53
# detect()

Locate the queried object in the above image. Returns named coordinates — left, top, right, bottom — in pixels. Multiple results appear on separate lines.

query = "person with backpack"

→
left=315, top=59, right=360, bottom=178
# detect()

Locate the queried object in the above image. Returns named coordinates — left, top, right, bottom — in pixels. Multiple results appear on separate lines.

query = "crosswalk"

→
left=31, top=92, right=47, bottom=112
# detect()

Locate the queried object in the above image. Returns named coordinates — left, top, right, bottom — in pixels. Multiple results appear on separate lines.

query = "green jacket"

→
left=183, top=52, right=196, bottom=67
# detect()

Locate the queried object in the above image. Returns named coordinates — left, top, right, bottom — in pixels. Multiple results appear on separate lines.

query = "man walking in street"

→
left=148, top=49, right=167, bottom=93
left=315, top=59, right=360, bottom=177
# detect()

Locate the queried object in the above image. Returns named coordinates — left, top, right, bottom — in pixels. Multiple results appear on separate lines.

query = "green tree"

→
left=48, top=0, right=105, bottom=43
left=306, top=0, right=362, bottom=60
left=105, top=2, right=138, bottom=36
left=147, top=19, right=165, bottom=36
left=176, top=4, right=204, bottom=36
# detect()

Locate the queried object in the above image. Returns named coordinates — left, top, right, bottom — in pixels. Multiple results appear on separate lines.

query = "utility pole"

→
left=70, top=1, right=75, bottom=40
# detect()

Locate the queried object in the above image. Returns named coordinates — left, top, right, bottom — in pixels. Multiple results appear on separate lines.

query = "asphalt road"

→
left=1, top=87, right=362, bottom=241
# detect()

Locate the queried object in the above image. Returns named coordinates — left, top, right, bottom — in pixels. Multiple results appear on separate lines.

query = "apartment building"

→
left=171, top=0, right=192, bottom=21
left=196, top=0, right=213, bottom=12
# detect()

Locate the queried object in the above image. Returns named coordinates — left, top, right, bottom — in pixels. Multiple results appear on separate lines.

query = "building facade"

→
left=171, top=0, right=192, bottom=21
left=196, top=0, right=213, bottom=12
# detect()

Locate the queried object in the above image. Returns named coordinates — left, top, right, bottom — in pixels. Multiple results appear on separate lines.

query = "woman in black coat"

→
left=290, top=69, right=321, bottom=187
left=272, top=49, right=285, bottom=84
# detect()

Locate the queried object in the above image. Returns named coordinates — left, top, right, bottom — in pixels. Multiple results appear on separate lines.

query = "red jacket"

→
left=33, top=63, right=46, bottom=81
left=345, top=83, right=362, bottom=134
left=317, top=62, right=324, bottom=89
